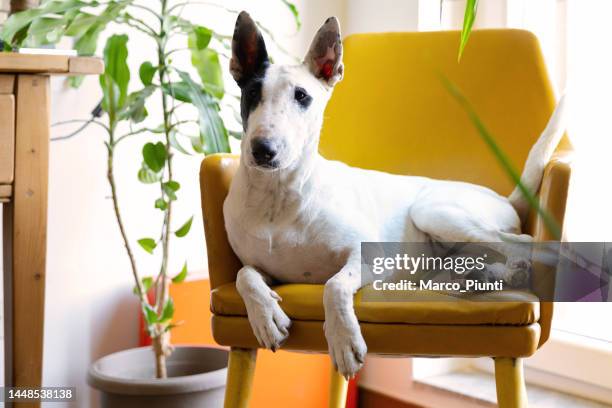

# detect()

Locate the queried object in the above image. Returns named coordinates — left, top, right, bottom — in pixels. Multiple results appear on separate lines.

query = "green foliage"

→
left=159, top=298, right=175, bottom=325
left=172, top=263, right=188, bottom=284
left=282, top=1, right=301, bottom=30
left=189, top=36, right=224, bottom=99
left=133, top=276, right=154, bottom=295
left=177, top=70, right=230, bottom=154
left=142, top=142, right=167, bottom=173
left=175, top=216, right=193, bottom=238
left=162, top=180, right=180, bottom=201
left=139, top=62, right=157, bottom=86
left=99, top=34, right=130, bottom=130
left=137, top=238, right=157, bottom=254
left=458, top=0, right=478, bottom=61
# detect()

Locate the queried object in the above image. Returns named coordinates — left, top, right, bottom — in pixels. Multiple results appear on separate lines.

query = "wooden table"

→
left=0, top=53, right=103, bottom=407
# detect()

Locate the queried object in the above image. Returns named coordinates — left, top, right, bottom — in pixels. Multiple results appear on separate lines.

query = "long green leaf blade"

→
left=176, top=70, right=230, bottom=154
left=458, top=0, right=478, bottom=61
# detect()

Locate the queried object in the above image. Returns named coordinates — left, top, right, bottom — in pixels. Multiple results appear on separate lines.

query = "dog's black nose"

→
left=251, top=138, right=278, bottom=167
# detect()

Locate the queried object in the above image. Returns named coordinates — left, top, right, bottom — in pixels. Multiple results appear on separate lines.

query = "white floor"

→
left=420, top=370, right=611, bottom=408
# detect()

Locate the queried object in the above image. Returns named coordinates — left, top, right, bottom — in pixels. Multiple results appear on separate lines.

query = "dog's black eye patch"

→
left=294, top=87, right=312, bottom=109
left=240, top=79, right=264, bottom=129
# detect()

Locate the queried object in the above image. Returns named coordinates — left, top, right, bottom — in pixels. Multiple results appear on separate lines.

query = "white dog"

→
left=224, top=12, right=566, bottom=378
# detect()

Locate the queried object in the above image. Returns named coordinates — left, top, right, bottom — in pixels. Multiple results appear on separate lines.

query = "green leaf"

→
left=162, top=81, right=192, bottom=103
left=99, top=34, right=130, bottom=119
left=64, top=11, right=100, bottom=37
left=163, top=321, right=184, bottom=333
left=163, top=15, right=192, bottom=33
left=133, top=276, right=154, bottom=295
left=229, top=130, right=244, bottom=140
left=162, top=181, right=180, bottom=201
left=458, top=0, right=478, bottom=61
left=68, top=75, right=85, bottom=88
left=159, top=298, right=175, bottom=325
left=192, top=25, right=212, bottom=50
left=142, top=142, right=166, bottom=173
left=172, top=263, right=188, bottom=284
left=169, top=130, right=192, bottom=155
left=142, top=302, right=159, bottom=327
left=138, top=163, right=161, bottom=184
left=0, top=0, right=92, bottom=46
left=120, top=86, right=155, bottom=123
left=190, top=135, right=205, bottom=154
left=139, top=61, right=156, bottom=86
left=175, top=216, right=193, bottom=238
left=176, top=70, right=230, bottom=154
left=25, top=16, right=68, bottom=46
left=439, top=74, right=560, bottom=239
left=154, top=198, right=168, bottom=211
left=137, top=238, right=157, bottom=254
left=189, top=36, right=224, bottom=99
left=73, top=2, right=130, bottom=56
left=281, top=0, right=301, bottom=30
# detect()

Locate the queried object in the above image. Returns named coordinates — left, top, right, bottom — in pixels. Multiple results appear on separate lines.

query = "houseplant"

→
left=1, top=0, right=299, bottom=405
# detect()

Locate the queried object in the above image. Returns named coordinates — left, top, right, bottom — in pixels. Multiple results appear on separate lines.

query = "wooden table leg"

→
left=4, top=74, right=50, bottom=408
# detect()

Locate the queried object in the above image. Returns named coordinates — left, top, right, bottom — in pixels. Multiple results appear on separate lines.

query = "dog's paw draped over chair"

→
left=200, top=29, right=572, bottom=408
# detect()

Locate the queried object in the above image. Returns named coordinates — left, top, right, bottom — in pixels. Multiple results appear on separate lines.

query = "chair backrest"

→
left=320, top=29, right=558, bottom=196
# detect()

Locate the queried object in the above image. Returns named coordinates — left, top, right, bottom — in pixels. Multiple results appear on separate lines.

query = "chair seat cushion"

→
left=211, top=283, right=539, bottom=326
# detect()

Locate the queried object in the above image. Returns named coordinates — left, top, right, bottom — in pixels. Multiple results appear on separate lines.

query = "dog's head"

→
left=230, top=11, right=343, bottom=171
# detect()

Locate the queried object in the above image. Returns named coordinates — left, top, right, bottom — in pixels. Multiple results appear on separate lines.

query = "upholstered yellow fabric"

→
left=212, top=283, right=540, bottom=325
left=199, top=30, right=573, bottom=359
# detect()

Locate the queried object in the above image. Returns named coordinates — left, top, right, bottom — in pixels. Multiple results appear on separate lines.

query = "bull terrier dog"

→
left=223, top=11, right=566, bottom=378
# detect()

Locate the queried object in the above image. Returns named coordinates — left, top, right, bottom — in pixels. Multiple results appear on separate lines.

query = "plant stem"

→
left=151, top=0, right=174, bottom=380
left=106, top=136, right=147, bottom=305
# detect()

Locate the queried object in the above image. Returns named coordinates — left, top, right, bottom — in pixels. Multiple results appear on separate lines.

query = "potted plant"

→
left=1, top=1, right=299, bottom=406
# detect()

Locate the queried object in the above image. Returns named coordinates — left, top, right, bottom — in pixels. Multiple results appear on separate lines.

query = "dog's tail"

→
left=508, top=94, right=567, bottom=222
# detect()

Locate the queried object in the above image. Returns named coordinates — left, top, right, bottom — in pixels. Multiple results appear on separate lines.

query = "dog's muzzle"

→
left=251, top=138, right=279, bottom=169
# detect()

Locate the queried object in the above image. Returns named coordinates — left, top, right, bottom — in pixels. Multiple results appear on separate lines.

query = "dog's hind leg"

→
left=236, top=265, right=292, bottom=351
left=324, top=251, right=368, bottom=379
left=410, top=204, right=532, bottom=287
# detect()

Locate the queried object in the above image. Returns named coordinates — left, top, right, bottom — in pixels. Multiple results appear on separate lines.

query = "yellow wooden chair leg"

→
left=494, top=357, right=528, bottom=408
left=329, top=366, right=348, bottom=408
left=224, top=348, right=257, bottom=408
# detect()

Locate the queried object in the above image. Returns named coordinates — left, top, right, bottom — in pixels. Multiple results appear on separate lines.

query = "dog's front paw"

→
left=245, top=289, right=291, bottom=351
left=325, top=319, right=367, bottom=379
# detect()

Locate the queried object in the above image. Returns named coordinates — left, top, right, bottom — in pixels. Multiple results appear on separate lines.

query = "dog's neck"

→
left=235, top=144, right=322, bottom=226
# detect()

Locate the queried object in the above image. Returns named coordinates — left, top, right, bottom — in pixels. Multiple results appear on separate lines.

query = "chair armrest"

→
left=199, top=154, right=242, bottom=290
left=531, top=149, right=574, bottom=241
left=530, top=149, right=573, bottom=347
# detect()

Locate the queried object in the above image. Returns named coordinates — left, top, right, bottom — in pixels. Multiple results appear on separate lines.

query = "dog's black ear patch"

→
left=230, top=11, right=269, bottom=88
left=304, top=16, right=343, bottom=87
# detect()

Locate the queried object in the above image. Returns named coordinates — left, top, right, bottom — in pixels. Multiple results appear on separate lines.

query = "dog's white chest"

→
left=225, top=211, right=347, bottom=283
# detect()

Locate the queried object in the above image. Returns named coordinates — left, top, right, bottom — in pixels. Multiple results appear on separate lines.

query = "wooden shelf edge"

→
left=0, top=53, right=103, bottom=75
left=0, top=184, right=12, bottom=199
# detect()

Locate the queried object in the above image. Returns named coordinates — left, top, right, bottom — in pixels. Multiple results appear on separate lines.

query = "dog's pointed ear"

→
left=304, top=17, right=344, bottom=87
left=230, top=11, right=269, bottom=87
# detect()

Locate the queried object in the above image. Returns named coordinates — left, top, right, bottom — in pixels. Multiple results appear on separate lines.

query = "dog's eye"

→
left=294, top=87, right=312, bottom=108
left=295, top=88, right=307, bottom=101
left=248, top=88, right=258, bottom=99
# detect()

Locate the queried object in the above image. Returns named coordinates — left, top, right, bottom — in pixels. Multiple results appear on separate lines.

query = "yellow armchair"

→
left=200, top=29, right=572, bottom=408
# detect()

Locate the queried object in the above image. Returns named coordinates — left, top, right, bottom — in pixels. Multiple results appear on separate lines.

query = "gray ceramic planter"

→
left=88, top=346, right=228, bottom=408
